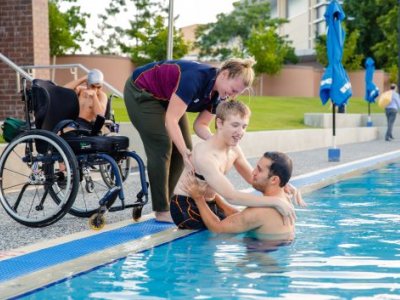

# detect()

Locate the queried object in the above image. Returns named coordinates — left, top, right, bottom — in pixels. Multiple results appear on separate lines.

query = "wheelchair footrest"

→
left=99, top=186, right=121, bottom=207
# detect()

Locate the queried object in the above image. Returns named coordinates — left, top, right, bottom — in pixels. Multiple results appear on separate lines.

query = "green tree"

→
left=48, top=0, right=88, bottom=56
left=314, top=28, right=363, bottom=71
left=371, top=0, right=398, bottom=78
left=343, top=0, right=394, bottom=69
left=246, top=26, right=295, bottom=75
left=92, top=0, right=189, bottom=64
left=195, top=0, right=296, bottom=74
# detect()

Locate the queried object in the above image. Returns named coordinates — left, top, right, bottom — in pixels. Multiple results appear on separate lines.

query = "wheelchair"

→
left=0, top=79, right=149, bottom=229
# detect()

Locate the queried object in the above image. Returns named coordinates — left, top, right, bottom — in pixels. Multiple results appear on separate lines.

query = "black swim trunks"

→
left=170, top=194, right=226, bottom=230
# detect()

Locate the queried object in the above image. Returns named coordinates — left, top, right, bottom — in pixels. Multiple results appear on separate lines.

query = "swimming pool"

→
left=17, top=162, right=400, bottom=299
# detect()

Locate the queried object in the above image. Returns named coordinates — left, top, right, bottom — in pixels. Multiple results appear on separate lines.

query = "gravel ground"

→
left=1, top=138, right=399, bottom=252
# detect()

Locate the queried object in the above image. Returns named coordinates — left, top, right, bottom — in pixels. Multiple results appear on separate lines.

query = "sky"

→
left=61, top=0, right=237, bottom=53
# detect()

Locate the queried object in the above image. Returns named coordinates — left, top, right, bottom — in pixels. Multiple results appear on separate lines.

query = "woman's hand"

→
left=181, top=172, right=206, bottom=202
left=183, top=149, right=194, bottom=171
left=284, top=183, right=307, bottom=207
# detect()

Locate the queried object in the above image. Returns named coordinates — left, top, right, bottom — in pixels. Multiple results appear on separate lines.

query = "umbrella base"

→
left=366, top=120, right=373, bottom=127
left=328, top=148, right=341, bottom=162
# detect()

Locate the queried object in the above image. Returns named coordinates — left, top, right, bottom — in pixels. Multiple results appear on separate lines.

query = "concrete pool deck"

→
left=1, top=138, right=400, bottom=298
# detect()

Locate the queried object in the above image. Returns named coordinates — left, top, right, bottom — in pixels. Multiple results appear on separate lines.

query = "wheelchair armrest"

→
left=53, top=119, right=77, bottom=134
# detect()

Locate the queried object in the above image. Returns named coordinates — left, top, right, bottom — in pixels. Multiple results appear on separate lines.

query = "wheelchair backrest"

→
left=32, top=79, right=79, bottom=131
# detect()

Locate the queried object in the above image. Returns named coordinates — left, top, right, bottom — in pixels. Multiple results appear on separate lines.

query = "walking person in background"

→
left=123, top=58, right=256, bottom=222
left=385, top=83, right=400, bottom=141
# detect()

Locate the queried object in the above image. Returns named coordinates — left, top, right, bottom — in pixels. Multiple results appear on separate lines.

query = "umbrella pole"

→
left=367, top=102, right=373, bottom=126
left=332, top=103, right=336, bottom=148
left=328, top=103, right=340, bottom=162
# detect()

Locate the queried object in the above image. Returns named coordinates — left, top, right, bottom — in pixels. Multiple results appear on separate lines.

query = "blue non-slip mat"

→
left=0, top=219, right=175, bottom=282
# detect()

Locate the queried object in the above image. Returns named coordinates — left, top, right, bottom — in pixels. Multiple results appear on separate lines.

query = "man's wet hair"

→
left=263, top=151, right=293, bottom=187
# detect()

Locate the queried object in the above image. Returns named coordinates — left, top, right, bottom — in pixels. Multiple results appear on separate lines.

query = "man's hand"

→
left=181, top=172, right=206, bottom=202
left=284, top=183, right=307, bottom=207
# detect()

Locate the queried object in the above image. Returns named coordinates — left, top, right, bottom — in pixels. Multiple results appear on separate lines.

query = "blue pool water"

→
left=20, top=163, right=400, bottom=299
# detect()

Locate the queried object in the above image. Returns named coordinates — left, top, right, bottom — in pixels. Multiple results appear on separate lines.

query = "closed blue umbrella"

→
left=364, top=57, right=379, bottom=126
left=319, top=0, right=352, bottom=161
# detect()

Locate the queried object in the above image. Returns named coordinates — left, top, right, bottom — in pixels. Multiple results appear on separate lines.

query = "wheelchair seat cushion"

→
left=63, top=134, right=129, bottom=154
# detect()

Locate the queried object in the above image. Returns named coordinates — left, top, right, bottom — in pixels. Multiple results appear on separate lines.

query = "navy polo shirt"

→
left=132, top=60, right=220, bottom=113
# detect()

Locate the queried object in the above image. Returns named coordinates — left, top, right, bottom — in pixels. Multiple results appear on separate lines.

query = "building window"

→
left=287, top=0, right=308, bottom=19
left=269, top=0, right=278, bottom=18
left=316, top=20, right=326, bottom=36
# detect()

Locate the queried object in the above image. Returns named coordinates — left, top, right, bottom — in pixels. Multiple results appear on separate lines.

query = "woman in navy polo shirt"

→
left=123, top=58, right=255, bottom=222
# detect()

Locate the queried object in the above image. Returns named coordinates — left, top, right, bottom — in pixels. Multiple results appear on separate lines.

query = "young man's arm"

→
left=232, top=145, right=253, bottom=185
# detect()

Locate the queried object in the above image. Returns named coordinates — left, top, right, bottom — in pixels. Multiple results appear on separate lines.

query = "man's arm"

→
left=214, top=194, right=239, bottom=216
left=194, top=197, right=263, bottom=233
left=91, top=90, right=108, bottom=117
left=64, top=76, right=87, bottom=92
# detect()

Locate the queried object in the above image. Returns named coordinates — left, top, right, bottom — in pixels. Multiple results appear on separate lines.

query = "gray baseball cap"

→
left=87, top=69, right=104, bottom=86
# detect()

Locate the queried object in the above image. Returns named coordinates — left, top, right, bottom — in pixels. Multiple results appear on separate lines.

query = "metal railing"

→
left=19, top=63, right=123, bottom=98
left=0, top=52, right=34, bottom=83
left=0, top=52, right=123, bottom=98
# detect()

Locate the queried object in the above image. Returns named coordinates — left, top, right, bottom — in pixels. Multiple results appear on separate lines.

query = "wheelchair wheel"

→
left=56, top=159, right=120, bottom=218
left=99, top=157, right=130, bottom=188
left=0, top=130, right=79, bottom=227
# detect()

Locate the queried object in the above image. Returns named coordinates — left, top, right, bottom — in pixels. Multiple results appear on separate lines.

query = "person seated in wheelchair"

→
left=64, top=69, right=108, bottom=131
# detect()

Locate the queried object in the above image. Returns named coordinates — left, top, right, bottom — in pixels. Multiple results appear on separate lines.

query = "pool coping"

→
left=1, top=149, right=400, bottom=299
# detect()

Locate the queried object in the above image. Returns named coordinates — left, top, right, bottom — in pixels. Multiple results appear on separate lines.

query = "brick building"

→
left=0, top=0, right=50, bottom=119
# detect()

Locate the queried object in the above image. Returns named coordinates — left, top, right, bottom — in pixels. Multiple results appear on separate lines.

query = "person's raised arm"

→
left=91, top=89, right=108, bottom=117
left=165, top=93, right=193, bottom=169
left=193, top=110, right=214, bottom=140
left=64, top=76, right=87, bottom=92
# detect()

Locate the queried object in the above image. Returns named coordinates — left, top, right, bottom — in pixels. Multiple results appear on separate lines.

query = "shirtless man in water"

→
left=170, top=100, right=304, bottom=230
left=64, top=69, right=108, bottom=129
left=183, top=151, right=296, bottom=241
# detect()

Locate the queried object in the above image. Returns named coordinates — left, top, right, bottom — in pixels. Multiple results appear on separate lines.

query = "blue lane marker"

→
left=0, top=219, right=175, bottom=283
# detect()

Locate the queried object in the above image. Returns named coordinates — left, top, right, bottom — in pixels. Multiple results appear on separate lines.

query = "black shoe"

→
left=55, top=171, right=67, bottom=189
left=385, top=138, right=391, bottom=142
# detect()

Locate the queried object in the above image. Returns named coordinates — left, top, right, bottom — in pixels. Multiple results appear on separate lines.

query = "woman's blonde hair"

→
left=220, top=57, right=256, bottom=87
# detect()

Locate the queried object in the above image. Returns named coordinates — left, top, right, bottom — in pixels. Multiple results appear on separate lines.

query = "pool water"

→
left=20, top=163, right=400, bottom=299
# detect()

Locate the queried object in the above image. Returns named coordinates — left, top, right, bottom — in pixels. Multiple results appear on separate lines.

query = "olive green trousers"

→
left=123, top=78, right=192, bottom=212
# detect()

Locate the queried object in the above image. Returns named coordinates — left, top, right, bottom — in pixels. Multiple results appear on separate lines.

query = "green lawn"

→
left=0, top=96, right=383, bottom=144
left=112, top=96, right=384, bottom=132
